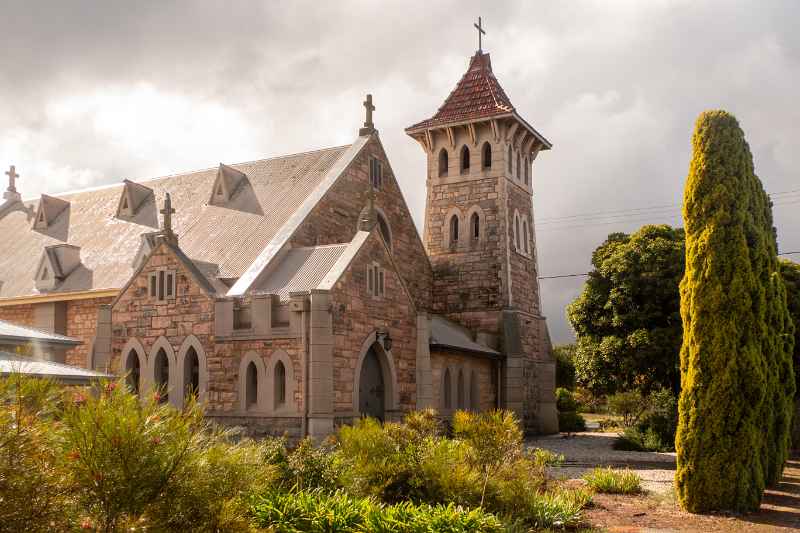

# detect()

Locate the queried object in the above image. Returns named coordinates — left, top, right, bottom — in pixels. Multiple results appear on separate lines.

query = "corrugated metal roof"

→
left=429, top=315, right=499, bottom=356
left=0, top=351, right=110, bottom=383
left=0, top=319, right=81, bottom=346
left=0, top=145, right=350, bottom=299
left=255, top=244, right=348, bottom=301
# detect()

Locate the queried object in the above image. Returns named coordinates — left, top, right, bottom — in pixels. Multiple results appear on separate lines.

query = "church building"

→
left=0, top=43, right=558, bottom=438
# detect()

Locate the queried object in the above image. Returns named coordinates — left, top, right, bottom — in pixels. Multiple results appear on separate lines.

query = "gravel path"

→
left=527, top=431, right=677, bottom=495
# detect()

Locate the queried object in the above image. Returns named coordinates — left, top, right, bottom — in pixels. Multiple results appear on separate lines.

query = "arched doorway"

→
left=358, top=345, right=385, bottom=421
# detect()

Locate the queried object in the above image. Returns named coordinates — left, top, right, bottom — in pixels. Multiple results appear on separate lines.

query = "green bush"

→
left=613, top=389, right=677, bottom=452
left=583, top=467, right=641, bottom=494
left=558, top=411, right=587, bottom=433
left=607, top=391, right=647, bottom=427
left=251, top=489, right=506, bottom=532
left=0, top=375, right=75, bottom=532
left=554, top=344, right=577, bottom=390
left=555, top=387, right=579, bottom=412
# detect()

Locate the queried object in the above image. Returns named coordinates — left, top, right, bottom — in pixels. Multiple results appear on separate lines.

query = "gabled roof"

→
left=0, top=351, right=109, bottom=384
left=33, top=194, right=69, bottom=229
left=429, top=315, right=499, bottom=357
left=0, top=145, right=351, bottom=299
left=255, top=243, right=349, bottom=301
left=0, top=319, right=81, bottom=346
left=209, top=163, right=248, bottom=206
left=117, top=179, right=154, bottom=219
left=407, top=52, right=514, bottom=131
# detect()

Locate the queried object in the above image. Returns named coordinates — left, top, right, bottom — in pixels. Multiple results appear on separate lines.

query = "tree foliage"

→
left=567, top=224, right=685, bottom=395
left=675, top=110, right=795, bottom=513
left=553, top=344, right=577, bottom=390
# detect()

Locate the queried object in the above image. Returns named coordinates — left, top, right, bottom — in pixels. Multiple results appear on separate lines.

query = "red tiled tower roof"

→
left=407, top=52, right=515, bottom=131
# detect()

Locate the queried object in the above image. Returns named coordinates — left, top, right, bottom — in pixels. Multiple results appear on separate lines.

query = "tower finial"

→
left=5, top=165, right=19, bottom=193
left=359, top=94, right=377, bottom=136
left=474, top=16, right=486, bottom=53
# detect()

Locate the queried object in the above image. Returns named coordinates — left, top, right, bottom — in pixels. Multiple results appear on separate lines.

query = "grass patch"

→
left=582, top=467, right=642, bottom=494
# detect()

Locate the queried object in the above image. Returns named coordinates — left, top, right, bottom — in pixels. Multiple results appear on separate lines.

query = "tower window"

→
left=369, top=158, right=382, bottom=189
left=471, top=212, right=480, bottom=240
left=460, top=146, right=470, bottom=174
left=438, top=149, right=449, bottom=177
left=523, top=220, right=530, bottom=254
left=482, top=142, right=492, bottom=169
left=507, top=145, right=513, bottom=173
left=516, top=152, right=521, bottom=180
left=515, top=214, right=521, bottom=251
left=524, top=158, right=530, bottom=185
left=450, top=215, right=459, bottom=244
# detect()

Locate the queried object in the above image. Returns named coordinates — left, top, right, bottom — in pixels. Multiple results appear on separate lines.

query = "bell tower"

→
left=405, top=35, right=557, bottom=433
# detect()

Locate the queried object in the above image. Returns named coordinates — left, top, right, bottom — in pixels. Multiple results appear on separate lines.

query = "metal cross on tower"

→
left=474, top=16, right=486, bottom=53
left=5, top=165, right=19, bottom=192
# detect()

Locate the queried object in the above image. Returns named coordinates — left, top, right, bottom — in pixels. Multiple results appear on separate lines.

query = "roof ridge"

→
left=20, top=143, right=353, bottom=202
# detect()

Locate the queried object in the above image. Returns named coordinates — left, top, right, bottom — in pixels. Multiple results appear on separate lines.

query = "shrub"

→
left=583, top=467, right=641, bottom=494
left=554, top=344, right=577, bottom=390
left=286, top=437, right=341, bottom=491
left=0, top=375, right=75, bottom=531
left=607, top=391, right=647, bottom=427
left=573, top=387, right=604, bottom=413
left=555, top=387, right=579, bottom=412
left=613, top=389, right=678, bottom=452
left=558, top=411, right=587, bottom=433
left=251, top=489, right=506, bottom=532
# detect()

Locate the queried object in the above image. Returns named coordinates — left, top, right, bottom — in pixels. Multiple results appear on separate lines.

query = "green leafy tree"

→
left=568, top=224, right=685, bottom=395
left=553, top=344, right=577, bottom=390
left=781, top=260, right=800, bottom=447
left=675, top=110, right=794, bottom=513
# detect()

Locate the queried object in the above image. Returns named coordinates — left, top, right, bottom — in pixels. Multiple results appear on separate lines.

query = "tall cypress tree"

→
left=676, top=110, right=769, bottom=512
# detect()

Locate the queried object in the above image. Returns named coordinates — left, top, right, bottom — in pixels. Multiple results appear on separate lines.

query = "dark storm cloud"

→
left=1, top=0, right=798, bottom=342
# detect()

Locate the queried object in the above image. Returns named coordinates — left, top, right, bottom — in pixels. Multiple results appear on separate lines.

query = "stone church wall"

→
left=430, top=350, right=497, bottom=415
left=293, top=137, right=433, bottom=313
left=0, top=303, right=35, bottom=329
left=65, top=296, right=113, bottom=368
left=329, top=230, right=418, bottom=418
left=110, top=243, right=215, bottom=400
left=506, top=182, right=540, bottom=316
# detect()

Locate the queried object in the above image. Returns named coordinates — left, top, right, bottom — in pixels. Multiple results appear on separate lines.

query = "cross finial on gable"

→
left=359, top=94, right=377, bottom=136
left=474, top=16, right=486, bottom=53
left=159, top=192, right=177, bottom=243
left=5, top=165, right=19, bottom=193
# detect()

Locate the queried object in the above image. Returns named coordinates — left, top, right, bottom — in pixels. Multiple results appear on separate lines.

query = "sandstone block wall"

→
left=430, top=350, right=497, bottom=414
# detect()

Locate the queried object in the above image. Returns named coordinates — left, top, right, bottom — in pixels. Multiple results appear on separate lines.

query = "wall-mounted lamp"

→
left=377, top=330, right=393, bottom=351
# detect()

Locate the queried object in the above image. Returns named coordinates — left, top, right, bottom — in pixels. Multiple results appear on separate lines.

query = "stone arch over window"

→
left=148, top=337, right=176, bottom=406
left=482, top=142, right=492, bottom=170
left=353, top=330, right=399, bottom=417
left=507, top=145, right=513, bottom=173
left=443, top=207, right=463, bottom=251
left=460, top=145, right=470, bottom=174
left=121, top=337, right=147, bottom=395
left=442, top=367, right=453, bottom=411
left=177, top=335, right=207, bottom=408
left=358, top=205, right=392, bottom=251
left=239, top=351, right=267, bottom=413
left=466, top=205, right=485, bottom=245
left=266, top=349, right=296, bottom=414
left=438, top=148, right=449, bottom=177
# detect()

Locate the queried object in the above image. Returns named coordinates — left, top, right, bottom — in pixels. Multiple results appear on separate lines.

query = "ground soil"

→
left=529, top=432, right=800, bottom=532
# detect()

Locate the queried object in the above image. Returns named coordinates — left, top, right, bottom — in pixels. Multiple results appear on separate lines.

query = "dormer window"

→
left=209, top=163, right=247, bottom=206
left=33, top=194, right=69, bottom=230
left=116, top=180, right=154, bottom=219
left=35, top=244, right=81, bottom=291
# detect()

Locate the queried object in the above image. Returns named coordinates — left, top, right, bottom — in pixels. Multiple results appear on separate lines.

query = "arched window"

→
left=524, top=158, right=530, bottom=185
left=516, top=152, right=521, bottom=180
left=471, top=212, right=480, bottom=240
left=457, top=370, right=465, bottom=409
left=470, top=371, right=479, bottom=411
left=274, top=360, right=286, bottom=408
left=183, top=346, right=199, bottom=399
left=154, top=348, right=169, bottom=403
left=507, top=145, right=513, bottom=173
left=246, top=362, right=258, bottom=410
left=438, top=149, right=449, bottom=177
left=449, top=215, right=459, bottom=244
left=482, top=142, right=492, bottom=169
left=514, top=214, right=521, bottom=251
left=125, top=350, right=140, bottom=395
left=443, top=368, right=452, bottom=410
left=523, top=220, right=530, bottom=255
left=460, top=145, right=470, bottom=174
left=377, top=212, right=391, bottom=250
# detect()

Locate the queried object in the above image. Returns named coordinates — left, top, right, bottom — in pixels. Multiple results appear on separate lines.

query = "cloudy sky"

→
left=2, top=0, right=798, bottom=342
